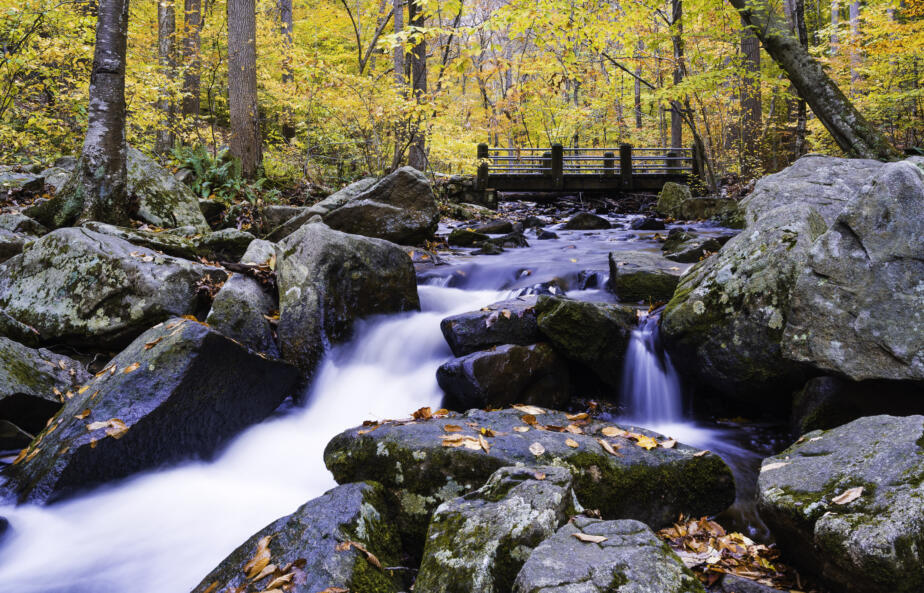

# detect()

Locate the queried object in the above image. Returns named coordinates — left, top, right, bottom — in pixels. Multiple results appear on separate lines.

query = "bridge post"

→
left=619, top=143, right=633, bottom=191
left=551, top=144, right=564, bottom=190
left=603, top=152, right=615, bottom=175
left=476, top=143, right=489, bottom=191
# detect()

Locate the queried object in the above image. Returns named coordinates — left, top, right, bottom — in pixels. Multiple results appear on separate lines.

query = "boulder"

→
left=474, top=219, right=514, bottom=234
left=757, top=415, right=924, bottom=593
left=0, top=317, right=299, bottom=503
left=537, top=229, right=558, bottom=240
left=0, top=213, right=47, bottom=236
left=416, top=466, right=578, bottom=593
left=39, top=167, right=71, bottom=192
left=486, top=231, right=529, bottom=248
left=436, top=343, right=570, bottom=411
left=630, top=217, right=666, bottom=230
left=563, top=212, right=611, bottom=230
left=0, top=172, right=43, bottom=195
left=679, top=197, right=739, bottom=221
left=607, top=250, right=687, bottom=303
left=192, top=482, right=403, bottom=593
left=194, top=228, right=255, bottom=261
left=512, top=517, right=704, bottom=593
left=0, top=338, right=88, bottom=436
left=447, top=228, right=490, bottom=247
left=126, top=147, right=211, bottom=231
left=206, top=275, right=279, bottom=357
left=440, top=297, right=541, bottom=356
left=665, top=237, right=722, bottom=263
left=534, top=296, right=637, bottom=386
left=0, top=310, right=41, bottom=347
left=276, top=222, right=419, bottom=378
left=261, top=204, right=306, bottom=231
left=324, top=167, right=440, bottom=244
left=81, top=222, right=254, bottom=262
left=0, top=228, right=227, bottom=347
left=0, top=229, right=27, bottom=263
left=782, top=161, right=924, bottom=382
left=473, top=243, right=504, bottom=255
left=324, top=408, right=735, bottom=544
left=655, top=182, right=693, bottom=218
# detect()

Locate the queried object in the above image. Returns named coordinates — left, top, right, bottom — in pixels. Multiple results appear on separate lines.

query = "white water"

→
left=0, top=285, right=503, bottom=593
left=620, top=312, right=683, bottom=425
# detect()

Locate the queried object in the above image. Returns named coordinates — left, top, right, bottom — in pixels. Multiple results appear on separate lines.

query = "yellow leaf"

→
left=123, top=362, right=141, bottom=374
left=243, top=536, right=273, bottom=580
left=565, top=424, right=583, bottom=434
left=565, top=412, right=588, bottom=421
left=443, top=424, right=463, bottom=432
left=78, top=385, right=89, bottom=394
left=565, top=438, right=579, bottom=448
left=635, top=435, right=658, bottom=450
left=601, top=426, right=628, bottom=438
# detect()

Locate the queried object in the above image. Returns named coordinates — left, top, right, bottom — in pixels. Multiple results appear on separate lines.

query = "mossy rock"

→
left=448, top=228, right=490, bottom=247
left=440, top=297, right=541, bottom=357
left=126, top=147, right=210, bottom=231
left=655, top=182, right=692, bottom=218
left=562, top=212, right=611, bottom=230
left=606, top=250, right=687, bottom=303
left=757, top=415, right=924, bottom=593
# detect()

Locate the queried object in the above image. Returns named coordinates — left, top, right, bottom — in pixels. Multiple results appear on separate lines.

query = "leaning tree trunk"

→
left=155, top=0, right=176, bottom=154
left=727, top=0, right=899, bottom=160
left=228, top=0, right=262, bottom=178
left=182, top=0, right=202, bottom=116
left=33, top=0, right=133, bottom=228
left=407, top=0, right=427, bottom=172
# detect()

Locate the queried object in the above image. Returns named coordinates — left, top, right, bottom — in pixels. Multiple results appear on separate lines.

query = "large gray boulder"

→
left=782, top=160, right=924, bottom=382
left=607, top=250, right=688, bottom=303
left=757, top=415, right=924, bottom=593
left=127, top=147, right=210, bottom=231
left=83, top=222, right=255, bottom=262
left=276, top=221, right=419, bottom=378
left=206, top=274, right=279, bottom=357
left=191, top=482, right=403, bottom=593
left=436, top=343, right=570, bottom=411
left=0, top=317, right=299, bottom=503
left=512, top=517, right=705, bottom=593
left=440, top=297, right=541, bottom=357
left=0, top=228, right=226, bottom=347
left=324, top=166, right=440, bottom=244
left=416, top=466, right=578, bottom=593
left=265, top=177, right=377, bottom=241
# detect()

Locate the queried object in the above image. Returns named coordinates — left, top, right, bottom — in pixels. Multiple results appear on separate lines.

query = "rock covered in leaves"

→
left=534, top=296, right=637, bottom=386
left=757, top=415, right=924, bottom=593
left=276, top=221, right=419, bottom=379
left=607, top=250, right=687, bottom=303
left=0, top=338, right=88, bottom=440
left=562, top=212, right=611, bottom=230
left=0, top=317, right=299, bottom=503
left=512, top=516, right=704, bottom=593
left=436, top=343, right=570, bottom=411
left=324, top=167, right=440, bottom=245
left=439, top=297, right=541, bottom=357
left=324, top=407, right=735, bottom=546
left=678, top=197, right=739, bottom=221
left=782, top=160, right=924, bottom=382
left=415, top=466, right=579, bottom=593
left=191, top=481, right=403, bottom=593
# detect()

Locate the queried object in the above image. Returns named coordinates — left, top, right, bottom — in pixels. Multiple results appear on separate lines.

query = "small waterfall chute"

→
left=620, top=311, right=683, bottom=425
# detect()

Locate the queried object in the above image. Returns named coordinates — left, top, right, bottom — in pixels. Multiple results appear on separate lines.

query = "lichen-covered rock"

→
left=0, top=317, right=299, bottom=503
left=436, top=343, right=570, bottom=411
left=512, top=517, right=705, bottom=593
left=781, top=161, right=924, bottom=382
left=534, top=296, right=637, bottom=386
left=0, top=213, right=47, bottom=236
left=607, top=250, right=687, bottom=303
left=0, top=172, right=44, bottom=194
left=83, top=222, right=254, bottom=262
left=191, top=482, right=403, bottom=593
left=265, top=178, right=377, bottom=241
left=440, top=297, right=541, bottom=357
left=0, top=338, right=88, bottom=437
left=324, top=408, right=735, bottom=547
left=416, top=466, right=579, bottom=593
left=0, top=228, right=227, bottom=347
left=194, top=228, right=255, bottom=261
left=261, top=204, right=307, bottom=232
left=757, top=415, right=924, bottom=593
left=662, top=230, right=723, bottom=264
left=679, top=197, right=739, bottom=221
left=0, top=229, right=27, bottom=263
left=324, top=167, right=440, bottom=244
left=276, top=221, right=419, bottom=378
left=448, top=228, right=490, bottom=247
left=0, top=310, right=41, bottom=347
left=206, top=275, right=279, bottom=357
left=655, top=182, right=692, bottom=218
left=126, top=147, right=210, bottom=231
left=563, top=212, right=611, bottom=230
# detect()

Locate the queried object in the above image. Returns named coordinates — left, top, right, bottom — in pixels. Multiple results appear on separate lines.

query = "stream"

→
left=0, top=203, right=786, bottom=593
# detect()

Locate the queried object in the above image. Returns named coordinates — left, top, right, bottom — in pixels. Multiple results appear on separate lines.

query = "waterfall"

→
left=620, top=312, right=683, bottom=425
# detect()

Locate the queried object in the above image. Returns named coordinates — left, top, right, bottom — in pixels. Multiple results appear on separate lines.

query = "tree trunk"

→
left=227, top=0, right=262, bottom=178
left=278, top=0, right=294, bottom=142
left=392, top=0, right=405, bottom=167
left=155, top=0, right=176, bottom=154
left=407, top=0, right=427, bottom=171
left=634, top=40, right=643, bottom=128
left=830, top=0, right=839, bottom=55
left=181, top=0, right=201, bottom=116
left=726, top=0, right=899, bottom=159
left=670, top=0, right=683, bottom=148
left=793, top=0, right=808, bottom=156
left=740, top=14, right=762, bottom=176
left=849, top=0, right=860, bottom=84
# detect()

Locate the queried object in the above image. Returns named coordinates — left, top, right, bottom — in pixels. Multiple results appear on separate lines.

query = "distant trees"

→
left=155, top=0, right=176, bottom=154
left=181, top=0, right=202, bottom=117
left=227, top=0, right=262, bottom=177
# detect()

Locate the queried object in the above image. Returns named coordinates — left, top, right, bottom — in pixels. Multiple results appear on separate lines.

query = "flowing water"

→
left=0, top=205, right=781, bottom=592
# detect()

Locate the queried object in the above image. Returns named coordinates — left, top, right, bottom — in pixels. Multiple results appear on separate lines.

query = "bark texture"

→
left=182, top=0, right=202, bottom=116
left=407, top=0, right=427, bottom=171
left=727, top=0, right=898, bottom=160
left=740, top=14, right=762, bottom=176
left=227, top=0, right=262, bottom=178
left=155, top=0, right=176, bottom=154
left=278, top=0, right=294, bottom=142
left=670, top=0, right=683, bottom=148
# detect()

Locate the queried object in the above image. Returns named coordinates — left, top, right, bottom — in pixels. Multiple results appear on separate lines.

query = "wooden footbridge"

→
left=475, top=143, right=704, bottom=194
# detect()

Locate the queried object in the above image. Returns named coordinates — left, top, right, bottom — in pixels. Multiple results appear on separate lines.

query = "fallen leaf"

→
left=565, top=438, right=579, bottom=448
left=597, top=438, right=621, bottom=456
left=601, top=426, right=628, bottom=438
left=243, top=536, right=273, bottom=580
left=565, top=424, right=583, bottom=434
left=572, top=533, right=608, bottom=544
left=122, top=362, right=141, bottom=374
left=529, top=442, right=545, bottom=456
left=412, top=407, right=432, bottom=420
left=479, top=434, right=490, bottom=453
left=635, top=435, right=658, bottom=450
left=761, top=462, right=789, bottom=472
left=693, top=450, right=709, bottom=457
left=264, top=572, right=293, bottom=589
left=433, top=408, right=449, bottom=417
left=317, top=588, right=349, bottom=593
left=78, top=385, right=89, bottom=395
left=201, top=582, right=219, bottom=593
left=565, top=412, right=589, bottom=421
left=250, top=563, right=276, bottom=582
left=832, top=487, right=863, bottom=505
left=58, top=359, right=67, bottom=370
left=512, top=404, right=545, bottom=415
left=12, top=447, right=28, bottom=465
left=443, top=424, right=463, bottom=432
left=520, top=414, right=538, bottom=426
left=533, top=472, right=546, bottom=480
left=513, top=426, right=530, bottom=433
left=144, top=337, right=163, bottom=350
left=661, top=439, right=677, bottom=449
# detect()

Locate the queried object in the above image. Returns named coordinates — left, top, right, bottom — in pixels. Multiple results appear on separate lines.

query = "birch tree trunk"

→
left=228, top=0, right=262, bottom=178
left=181, top=0, right=201, bottom=116
left=727, top=0, right=899, bottom=159
left=155, top=0, right=176, bottom=154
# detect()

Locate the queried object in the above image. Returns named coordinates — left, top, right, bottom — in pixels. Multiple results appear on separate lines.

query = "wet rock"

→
left=474, top=219, right=514, bottom=234
left=440, top=297, right=541, bottom=356
left=487, top=231, right=529, bottom=248
left=447, top=228, right=490, bottom=247
left=782, top=161, right=924, bottom=383
left=416, top=466, right=578, bottom=593
left=126, top=147, right=211, bottom=231
left=577, top=270, right=601, bottom=289
left=0, top=317, right=299, bottom=503
left=661, top=228, right=697, bottom=253
left=664, top=235, right=722, bottom=264
left=0, top=172, right=44, bottom=195
left=405, top=245, right=445, bottom=265
left=655, top=182, right=693, bottom=218
left=0, top=213, right=47, bottom=236
left=276, top=222, right=419, bottom=379
left=206, top=275, right=279, bottom=357
left=192, top=482, right=403, bottom=593
left=324, top=167, right=440, bottom=244
left=607, top=250, right=686, bottom=303
left=324, top=408, right=735, bottom=545
left=0, top=338, right=88, bottom=437
left=522, top=216, right=545, bottom=228
left=679, top=197, right=739, bottom=221
left=512, top=517, right=704, bottom=593
left=0, top=229, right=27, bottom=263
left=563, top=212, right=611, bottom=230
left=710, top=574, right=788, bottom=593
left=472, top=243, right=504, bottom=255
left=536, top=229, right=558, bottom=240
left=534, top=296, right=636, bottom=386
left=757, top=415, right=924, bottom=593
left=0, top=310, right=41, bottom=347
left=265, top=178, right=376, bottom=241
left=437, top=343, right=570, bottom=411
left=630, top=217, right=666, bottom=230
left=261, top=204, right=306, bottom=231
left=0, top=228, right=227, bottom=347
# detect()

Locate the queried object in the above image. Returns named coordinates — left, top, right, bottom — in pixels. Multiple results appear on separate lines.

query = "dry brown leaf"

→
left=433, top=408, right=449, bottom=417
left=520, top=414, right=538, bottom=426
left=122, top=362, right=141, bottom=374
left=513, top=426, right=530, bottom=433
left=412, top=407, right=432, bottom=420
left=660, top=439, right=677, bottom=449
left=565, top=412, right=589, bottom=421
left=144, top=337, right=163, bottom=350
left=479, top=434, right=490, bottom=453
left=12, top=447, right=28, bottom=465
left=264, top=572, right=293, bottom=589
left=565, top=438, right=579, bottom=448
left=597, top=439, right=621, bottom=456
left=250, top=563, right=276, bottom=582
left=572, top=533, right=608, bottom=544
left=832, top=487, right=863, bottom=505
left=243, top=536, right=273, bottom=580
left=601, top=426, right=628, bottom=438
left=533, top=472, right=546, bottom=480
left=529, top=442, right=545, bottom=456
left=443, top=424, right=463, bottom=432
left=512, top=404, right=545, bottom=415
left=565, top=424, right=583, bottom=435
left=317, top=588, right=349, bottom=593
left=25, top=447, right=41, bottom=462
left=78, top=385, right=89, bottom=395
left=201, top=582, right=220, bottom=593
